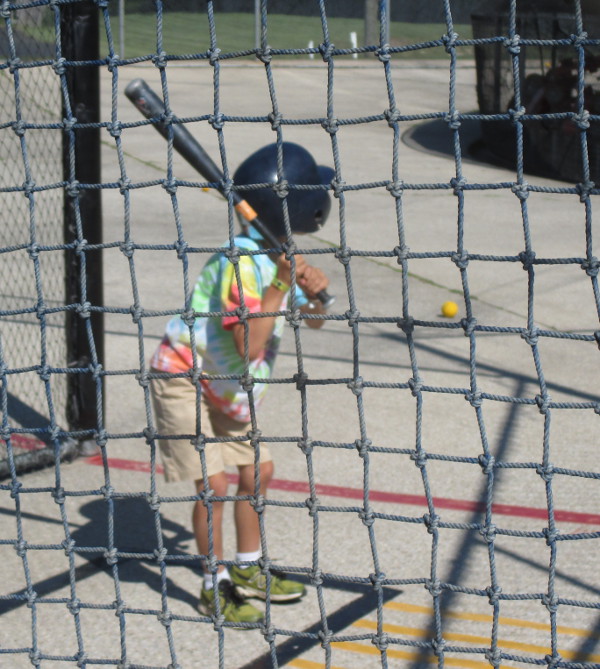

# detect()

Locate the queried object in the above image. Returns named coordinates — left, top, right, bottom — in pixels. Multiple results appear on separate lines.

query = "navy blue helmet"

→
left=233, top=142, right=334, bottom=238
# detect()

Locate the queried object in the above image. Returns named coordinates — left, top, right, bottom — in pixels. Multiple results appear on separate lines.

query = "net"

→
left=1, top=0, right=599, bottom=667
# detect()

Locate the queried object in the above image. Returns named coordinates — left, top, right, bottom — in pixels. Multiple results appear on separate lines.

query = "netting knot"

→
left=8, top=57, right=21, bottom=74
left=442, top=31, right=459, bottom=52
left=446, top=111, right=462, bottom=131
left=573, top=110, right=590, bottom=130
left=485, top=648, right=503, bottom=666
left=10, top=479, right=22, bottom=499
left=76, top=301, right=91, bottom=319
left=282, top=240, right=297, bottom=259
left=250, top=494, right=266, bottom=514
left=371, top=632, right=390, bottom=651
left=431, top=637, right=446, bottom=656
left=542, top=593, right=559, bottom=613
left=240, top=373, right=255, bottom=392
left=298, top=438, right=313, bottom=455
left=347, top=376, right=364, bottom=395
left=162, top=178, right=177, bottom=195
left=536, top=462, right=554, bottom=482
left=330, top=178, right=345, bottom=198
left=465, top=391, right=483, bottom=408
left=255, top=46, right=271, bottom=64
left=207, top=46, right=221, bottom=65
left=66, top=180, right=81, bottom=198
left=285, top=308, right=302, bottom=328
left=305, top=497, right=320, bottom=517
left=571, top=31, right=589, bottom=48
left=63, top=116, right=77, bottom=133
left=535, top=394, right=551, bottom=415
left=384, top=107, right=402, bottom=127
left=262, top=624, right=276, bottom=644
left=147, top=492, right=161, bottom=511
left=450, top=176, right=466, bottom=194
left=511, top=182, right=530, bottom=201
left=503, top=34, right=521, bottom=55
left=29, top=650, right=41, bottom=665
left=321, top=117, right=339, bottom=135
left=335, top=246, right=352, bottom=265
left=387, top=180, right=405, bottom=198
left=104, top=547, right=118, bottom=565
left=27, top=243, right=40, bottom=261
left=521, top=328, right=539, bottom=346
left=156, top=610, right=172, bottom=626
left=180, top=309, right=196, bottom=327
left=319, top=41, right=335, bottom=62
left=408, top=377, right=422, bottom=397
left=267, top=111, right=282, bottom=130
left=318, top=629, right=333, bottom=648
left=273, top=179, right=289, bottom=198
left=355, top=437, right=371, bottom=457
left=130, top=304, right=144, bottom=324
left=451, top=251, right=469, bottom=269
left=142, top=426, right=156, bottom=444
left=423, top=512, right=440, bottom=534
left=100, top=484, right=115, bottom=499
left=480, top=524, right=497, bottom=544
left=293, top=372, right=308, bottom=390
left=119, top=240, right=135, bottom=258
left=369, top=571, right=386, bottom=591
left=581, top=256, right=600, bottom=277
left=75, top=651, right=89, bottom=667
left=376, top=44, right=391, bottom=62
left=152, top=50, right=168, bottom=68
left=543, top=526, right=560, bottom=546
left=11, top=119, right=26, bottom=138
left=0, top=2, right=10, bottom=19
left=358, top=508, right=375, bottom=527
left=509, top=106, right=526, bottom=124
left=461, top=316, right=477, bottom=336
left=208, top=113, right=224, bottom=130
left=53, top=487, right=67, bottom=505
left=397, top=316, right=414, bottom=335
left=106, top=55, right=119, bottom=72
left=193, top=433, right=206, bottom=453
left=410, top=449, right=428, bottom=469
left=519, top=250, right=536, bottom=270
left=118, top=177, right=132, bottom=194
left=544, top=654, right=562, bottom=669
left=15, top=539, right=27, bottom=557
left=345, top=309, right=360, bottom=326
left=108, top=120, right=123, bottom=137
left=576, top=180, right=595, bottom=201
left=247, top=428, right=262, bottom=444
left=66, top=595, right=81, bottom=613
left=310, top=568, right=323, bottom=585
left=478, top=453, right=496, bottom=474
left=154, top=547, right=168, bottom=563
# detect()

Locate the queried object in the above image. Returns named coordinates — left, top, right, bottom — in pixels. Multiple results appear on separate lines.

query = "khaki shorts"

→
left=150, top=373, right=271, bottom=482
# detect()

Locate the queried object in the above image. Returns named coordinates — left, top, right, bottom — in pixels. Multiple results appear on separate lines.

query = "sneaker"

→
left=230, top=564, right=306, bottom=602
left=198, top=579, right=264, bottom=626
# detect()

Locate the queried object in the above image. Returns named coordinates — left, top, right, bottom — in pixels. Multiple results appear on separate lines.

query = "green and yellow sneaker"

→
left=198, top=579, right=264, bottom=626
left=230, top=564, right=306, bottom=602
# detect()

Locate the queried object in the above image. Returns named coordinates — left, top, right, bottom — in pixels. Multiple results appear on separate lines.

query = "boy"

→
left=150, top=142, right=333, bottom=623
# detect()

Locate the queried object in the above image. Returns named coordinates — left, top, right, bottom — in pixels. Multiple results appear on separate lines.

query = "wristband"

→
left=271, top=277, right=290, bottom=293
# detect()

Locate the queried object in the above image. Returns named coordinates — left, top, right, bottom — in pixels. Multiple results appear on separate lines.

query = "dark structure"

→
left=471, top=0, right=600, bottom=182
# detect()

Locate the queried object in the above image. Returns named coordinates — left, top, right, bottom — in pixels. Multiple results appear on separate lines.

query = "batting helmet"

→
left=233, top=142, right=334, bottom=238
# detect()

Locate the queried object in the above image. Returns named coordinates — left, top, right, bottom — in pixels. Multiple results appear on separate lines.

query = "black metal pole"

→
left=62, top=0, right=104, bottom=438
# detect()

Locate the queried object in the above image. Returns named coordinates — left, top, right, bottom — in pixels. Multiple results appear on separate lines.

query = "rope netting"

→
left=1, top=0, right=599, bottom=667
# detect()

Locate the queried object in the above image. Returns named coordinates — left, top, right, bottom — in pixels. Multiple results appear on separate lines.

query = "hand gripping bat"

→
left=124, top=78, right=334, bottom=308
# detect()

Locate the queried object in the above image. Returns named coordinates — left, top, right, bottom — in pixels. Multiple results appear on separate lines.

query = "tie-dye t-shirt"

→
left=150, top=235, right=307, bottom=422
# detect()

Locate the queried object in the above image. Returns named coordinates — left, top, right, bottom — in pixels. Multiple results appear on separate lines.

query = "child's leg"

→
left=234, top=460, right=274, bottom=553
left=194, top=472, right=229, bottom=575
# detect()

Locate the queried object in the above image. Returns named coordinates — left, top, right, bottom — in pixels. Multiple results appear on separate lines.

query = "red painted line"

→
left=84, top=456, right=600, bottom=527
left=1, top=435, right=47, bottom=452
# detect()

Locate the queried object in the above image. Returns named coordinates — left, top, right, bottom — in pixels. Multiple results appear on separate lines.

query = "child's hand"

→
left=297, top=264, right=329, bottom=299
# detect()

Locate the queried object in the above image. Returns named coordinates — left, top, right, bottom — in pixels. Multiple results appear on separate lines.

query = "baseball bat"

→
left=124, top=78, right=334, bottom=308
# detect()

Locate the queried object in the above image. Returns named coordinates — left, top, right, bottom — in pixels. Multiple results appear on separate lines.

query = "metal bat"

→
left=124, top=78, right=334, bottom=308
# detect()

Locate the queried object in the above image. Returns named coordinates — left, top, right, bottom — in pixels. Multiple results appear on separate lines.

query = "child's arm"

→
left=231, top=253, right=301, bottom=360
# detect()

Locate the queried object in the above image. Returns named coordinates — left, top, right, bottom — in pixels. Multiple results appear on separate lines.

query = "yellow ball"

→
left=441, top=300, right=459, bottom=318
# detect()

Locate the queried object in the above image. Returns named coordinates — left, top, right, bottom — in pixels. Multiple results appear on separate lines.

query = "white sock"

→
left=235, top=549, right=261, bottom=569
left=203, top=568, right=229, bottom=591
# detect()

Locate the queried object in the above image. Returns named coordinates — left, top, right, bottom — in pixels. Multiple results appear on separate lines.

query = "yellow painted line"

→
left=353, top=620, right=600, bottom=663
left=384, top=600, right=599, bottom=639
left=331, top=641, right=513, bottom=668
